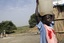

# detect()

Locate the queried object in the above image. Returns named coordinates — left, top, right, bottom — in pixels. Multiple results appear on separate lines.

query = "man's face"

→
left=45, top=15, right=52, bottom=23
left=42, top=15, right=52, bottom=26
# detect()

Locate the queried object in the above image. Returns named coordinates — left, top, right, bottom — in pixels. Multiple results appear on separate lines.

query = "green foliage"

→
left=29, top=13, right=37, bottom=28
left=0, top=21, right=17, bottom=34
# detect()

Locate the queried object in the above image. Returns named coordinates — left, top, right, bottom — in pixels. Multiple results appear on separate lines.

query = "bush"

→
left=0, top=21, right=17, bottom=34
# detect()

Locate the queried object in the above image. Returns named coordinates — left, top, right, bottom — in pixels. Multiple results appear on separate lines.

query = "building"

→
left=53, top=0, right=64, bottom=42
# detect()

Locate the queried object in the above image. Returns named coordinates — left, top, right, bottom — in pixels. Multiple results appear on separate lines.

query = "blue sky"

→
left=0, top=0, right=36, bottom=27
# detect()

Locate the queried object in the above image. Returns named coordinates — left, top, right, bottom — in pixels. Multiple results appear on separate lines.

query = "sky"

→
left=0, top=0, right=36, bottom=27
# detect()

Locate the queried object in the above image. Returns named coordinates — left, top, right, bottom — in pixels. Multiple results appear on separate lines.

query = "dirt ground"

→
left=0, top=33, right=40, bottom=43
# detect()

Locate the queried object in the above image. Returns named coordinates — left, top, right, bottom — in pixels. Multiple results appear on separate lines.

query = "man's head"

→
left=41, top=14, right=54, bottom=26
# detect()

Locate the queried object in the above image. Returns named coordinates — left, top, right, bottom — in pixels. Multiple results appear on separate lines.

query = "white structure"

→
left=53, top=0, right=64, bottom=5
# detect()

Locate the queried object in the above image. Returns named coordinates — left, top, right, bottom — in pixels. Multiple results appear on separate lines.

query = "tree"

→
left=29, top=13, right=37, bottom=28
left=0, top=21, right=17, bottom=34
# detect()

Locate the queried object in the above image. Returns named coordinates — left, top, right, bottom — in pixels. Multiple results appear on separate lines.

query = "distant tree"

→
left=0, top=21, right=17, bottom=34
left=29, top=13, right=37, bottom=28
left=0, top=23, right=3, bottom=33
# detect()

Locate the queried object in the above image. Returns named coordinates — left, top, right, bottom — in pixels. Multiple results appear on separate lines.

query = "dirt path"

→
left=0, top=33, right=40, bottom=43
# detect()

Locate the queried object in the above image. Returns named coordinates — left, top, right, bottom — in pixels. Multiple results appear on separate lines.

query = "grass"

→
left=15, top=26, right=30, bottom=34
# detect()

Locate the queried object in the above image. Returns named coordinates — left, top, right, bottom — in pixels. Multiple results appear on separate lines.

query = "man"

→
left=35, top=0, right=57, bottom=43
left=35, top=14, right=57, bottom=43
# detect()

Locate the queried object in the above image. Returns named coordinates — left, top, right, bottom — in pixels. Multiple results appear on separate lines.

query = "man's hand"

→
left=36, top=0, right=39, bottom=4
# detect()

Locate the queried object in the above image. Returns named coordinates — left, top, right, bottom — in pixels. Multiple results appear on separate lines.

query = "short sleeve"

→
left=36, top=21, right=42, bottom=30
